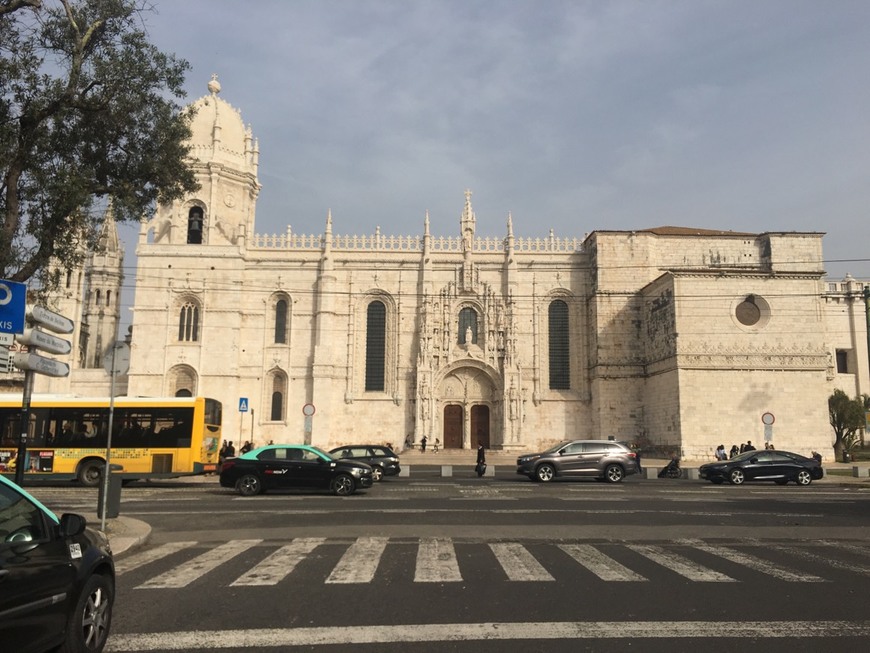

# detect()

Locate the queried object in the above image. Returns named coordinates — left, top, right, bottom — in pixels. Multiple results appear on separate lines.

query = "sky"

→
left=118, top=0, right=870, bottom=283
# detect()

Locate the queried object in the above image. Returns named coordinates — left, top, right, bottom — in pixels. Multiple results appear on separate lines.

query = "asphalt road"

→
left=29, top=476, right=870, bottom=652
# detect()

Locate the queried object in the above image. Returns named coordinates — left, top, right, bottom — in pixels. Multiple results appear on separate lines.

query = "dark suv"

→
left=517, top=439, right=638, bottom=483
left=329, top=445, right=401, bottom=481
left=0, top=474, right=115, bottom=653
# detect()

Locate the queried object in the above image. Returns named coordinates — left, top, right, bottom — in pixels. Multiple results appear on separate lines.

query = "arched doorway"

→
left=436, top=363, right=498, bottom=449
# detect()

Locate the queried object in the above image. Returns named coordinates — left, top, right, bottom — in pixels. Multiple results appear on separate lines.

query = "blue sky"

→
left=120, top=0, right=870, bottom=282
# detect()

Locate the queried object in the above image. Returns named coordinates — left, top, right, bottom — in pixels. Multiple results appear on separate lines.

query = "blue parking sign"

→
left=0, top=279, right=27, bottom=334
left=239, top=397, right=249, bottom=412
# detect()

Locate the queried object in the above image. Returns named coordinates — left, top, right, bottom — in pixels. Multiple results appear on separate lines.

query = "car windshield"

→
left=309, top=446, right=335, bottom=461
left=543, top=440, right=572, bottom=454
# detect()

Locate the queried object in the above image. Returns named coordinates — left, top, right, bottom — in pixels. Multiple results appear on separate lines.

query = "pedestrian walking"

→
left=225, top=441, right=236, bottom=458
left=729, top=444, right=739, bottom=459
left=475, top=441, right=487, bottom=477
left=420, top=435, right=427, bottom=453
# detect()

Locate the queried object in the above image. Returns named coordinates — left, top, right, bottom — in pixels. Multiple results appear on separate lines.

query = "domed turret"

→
left=187, top=74, right=257, bottom=173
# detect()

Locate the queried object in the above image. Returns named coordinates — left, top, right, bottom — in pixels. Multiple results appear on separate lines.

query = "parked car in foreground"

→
left=699, top=449, right=823, bottom=485
left=220, top=444, right=374, bottom=496
left=328, top=445, right=401, bottom=481
left=0, top=474, right=115, bottom=653
left=517, top=439, right=639, bottom=483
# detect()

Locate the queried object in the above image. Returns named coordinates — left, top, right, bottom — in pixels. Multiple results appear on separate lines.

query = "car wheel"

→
left=796, top=469, right=812, bottom=486
left=76, top=460, right=103, bottom=487
left=371, top=466, right=384, bottom=482
left=711, top=478, right=724, bottom=485
left=604, top=464, right=624, bottom=483
left=237, top=474, right=262, bottom=496
left=729, top=468, right=745, bottom=485
left=535, top=463, right=555, bottom=482
left=59, top=573, right=113, bottom=653
left=331, top=473, right=356, bottom=496
left=774, top=478, right=788, bottom=485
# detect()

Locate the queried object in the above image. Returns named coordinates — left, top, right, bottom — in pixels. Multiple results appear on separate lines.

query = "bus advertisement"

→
left=0, top=395, right=222, bottom=485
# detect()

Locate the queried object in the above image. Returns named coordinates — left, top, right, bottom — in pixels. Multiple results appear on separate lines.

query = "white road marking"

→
left=489, top=542, right=554, bottom=581
left=326, top=536, right=388, bottom=584
left=230, top=538, right=324, bottom=586
left=415, top=537, right=462, bottom=582
left=115, top=542, right=198, bottom=575
left=818, top=540, right=870, bottom=559
left=558, top=544, right=646, bottom=581
left=105, top=620, right=870, bottom=650
left=769, top=542, right=870, bottom=576
left=136, top=539, right=261, bottom=589
left=627, top=544, right=736, bottom=582
left=677, top=539, right=824, bottom=582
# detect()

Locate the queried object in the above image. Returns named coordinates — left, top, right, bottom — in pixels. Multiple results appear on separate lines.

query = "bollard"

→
left=97, top=469, right=121, bottom=519
left=440, top=465, right=453, bottom=477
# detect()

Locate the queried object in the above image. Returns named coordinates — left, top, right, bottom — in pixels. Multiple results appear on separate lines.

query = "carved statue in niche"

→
left=420, top=379, right=429, bottom=421
left=509, top=381, right=519, bottom=421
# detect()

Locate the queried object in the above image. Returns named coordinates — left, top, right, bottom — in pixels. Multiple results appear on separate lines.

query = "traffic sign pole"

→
left=14, top=370, right=34, bottom=486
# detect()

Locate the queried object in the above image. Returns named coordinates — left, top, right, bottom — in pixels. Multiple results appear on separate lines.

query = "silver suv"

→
left=516, top=439, right=638, bottom=483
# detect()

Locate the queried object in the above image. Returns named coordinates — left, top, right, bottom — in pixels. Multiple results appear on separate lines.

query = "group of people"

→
left=414, top=435, right=441, bottom=453
left=715, top=440, right=763, bottom=460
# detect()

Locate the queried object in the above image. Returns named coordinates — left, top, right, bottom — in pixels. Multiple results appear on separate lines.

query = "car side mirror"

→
left=59, top=513, right=87, bottom=538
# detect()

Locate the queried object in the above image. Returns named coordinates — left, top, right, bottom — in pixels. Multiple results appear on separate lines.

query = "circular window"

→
left=734, top=294, right=770, bottom=329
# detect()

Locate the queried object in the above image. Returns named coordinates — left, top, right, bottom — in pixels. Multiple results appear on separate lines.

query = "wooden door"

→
left=443, top=405, right=463, bottom=449
left=471, top=405, right=490, bottom=448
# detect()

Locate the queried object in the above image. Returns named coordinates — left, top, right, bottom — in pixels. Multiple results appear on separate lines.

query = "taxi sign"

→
left=0, top=279, right=27, bottom=334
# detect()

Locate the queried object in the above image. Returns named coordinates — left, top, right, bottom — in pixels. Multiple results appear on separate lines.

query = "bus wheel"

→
left=77, top=460, right=103, bottom=487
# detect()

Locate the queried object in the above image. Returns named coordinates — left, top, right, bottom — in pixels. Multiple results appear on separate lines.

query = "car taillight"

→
left=627, top=452, right=636, bottom=458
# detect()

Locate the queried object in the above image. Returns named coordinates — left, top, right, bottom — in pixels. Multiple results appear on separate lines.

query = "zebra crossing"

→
left=116, top=537, right=870, bottom=589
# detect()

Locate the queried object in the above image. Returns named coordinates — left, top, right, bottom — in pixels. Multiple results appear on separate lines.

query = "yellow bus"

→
left=0, top=395, right=222, bottom=485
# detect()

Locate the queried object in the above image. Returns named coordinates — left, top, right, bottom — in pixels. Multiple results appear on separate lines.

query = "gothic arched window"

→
left=270, top=374, right=286, bottom=421
left=548, top=299, right=570, bottom=390
left=458, top=307, right=478, bottom=344
left=365, top=300, right=386, bottom=392
left=178, top=302, right=200, bottom=342
left=187, top=207, right=204, bottom=244
left=275, top=299, right=288, bottom=344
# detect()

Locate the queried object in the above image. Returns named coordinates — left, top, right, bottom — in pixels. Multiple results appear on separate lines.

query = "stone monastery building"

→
left=31, top=77, right=870, bottom=459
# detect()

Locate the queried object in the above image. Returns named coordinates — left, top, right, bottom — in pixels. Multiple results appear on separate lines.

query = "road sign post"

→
left=11, top=304, right=73, bottom=486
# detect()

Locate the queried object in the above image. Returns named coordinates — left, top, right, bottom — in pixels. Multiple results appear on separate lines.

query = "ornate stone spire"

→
left=460, top=188, right=475, bottom=253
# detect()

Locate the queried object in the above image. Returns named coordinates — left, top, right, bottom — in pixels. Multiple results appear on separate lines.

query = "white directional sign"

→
left=0, top=349, right=13, bottom=373
left=11, top=351, right=70, bottom=377
left=16, top=327, right=72, bottom=355
left=26, top=304, right=74, bottom=334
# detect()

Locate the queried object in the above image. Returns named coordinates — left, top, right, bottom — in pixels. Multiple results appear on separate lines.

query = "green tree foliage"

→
left=0, top=0, right=197, bottom=289
left=828, top=389, right=866, bottom=461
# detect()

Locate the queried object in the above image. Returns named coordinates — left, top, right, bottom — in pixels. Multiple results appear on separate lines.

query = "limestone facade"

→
left=20, top=77, right=869, bottom=459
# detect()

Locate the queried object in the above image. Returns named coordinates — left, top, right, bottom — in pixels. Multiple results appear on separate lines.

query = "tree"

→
left=828, top=389, right=866, bottom=462
left=0, top=0, right=197, bottom=292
